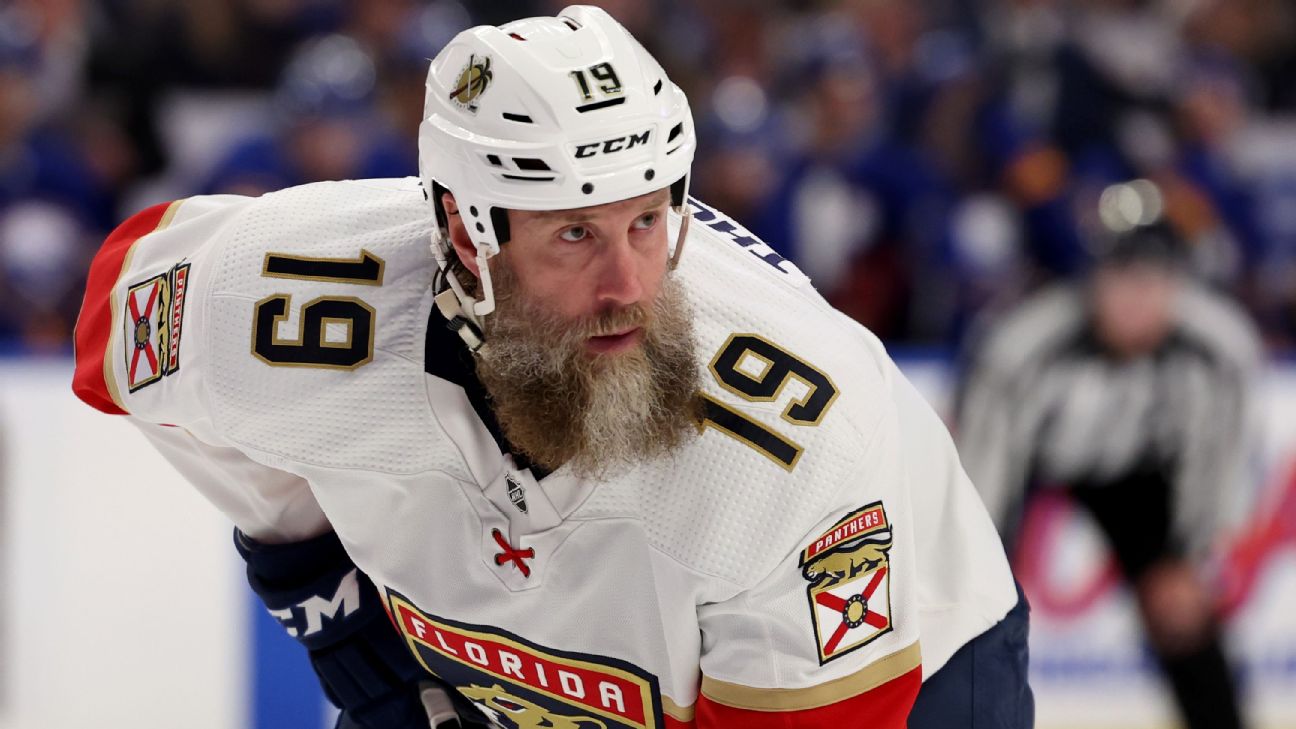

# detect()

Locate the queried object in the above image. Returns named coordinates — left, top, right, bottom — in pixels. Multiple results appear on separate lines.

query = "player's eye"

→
left=558, top=224, right=590, bottom=243
left=632, top=212, right=658, bottom=231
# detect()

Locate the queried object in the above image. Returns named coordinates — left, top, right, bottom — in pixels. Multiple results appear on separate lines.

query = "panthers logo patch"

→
left=449, top=54, right=492, bottom=113
left=461, top=683, right=611, bottom=729
left=800, top=502, right=894, bottom=664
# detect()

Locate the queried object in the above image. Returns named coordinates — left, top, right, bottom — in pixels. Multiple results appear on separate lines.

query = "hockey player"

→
left=72, top=7, right=1030, bottom=728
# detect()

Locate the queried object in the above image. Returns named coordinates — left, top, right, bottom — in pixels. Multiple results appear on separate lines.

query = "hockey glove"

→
left=235, top=528, right=457, bottom=728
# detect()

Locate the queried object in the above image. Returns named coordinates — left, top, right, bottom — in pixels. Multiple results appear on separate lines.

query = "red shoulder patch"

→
left=72, top=201, right=178, bottom=414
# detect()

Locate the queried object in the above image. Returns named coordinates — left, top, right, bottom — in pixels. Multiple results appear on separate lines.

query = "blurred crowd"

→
left=3, top=0, right=1296, bottom=354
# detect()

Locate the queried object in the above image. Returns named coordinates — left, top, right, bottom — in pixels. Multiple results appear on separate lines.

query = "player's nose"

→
left=595, top=234, right=645, bottom=308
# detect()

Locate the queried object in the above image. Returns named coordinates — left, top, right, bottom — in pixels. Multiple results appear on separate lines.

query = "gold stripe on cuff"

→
left=661, top=693, right=696, bottom=722
left=700, top=640, right=921, bottom=712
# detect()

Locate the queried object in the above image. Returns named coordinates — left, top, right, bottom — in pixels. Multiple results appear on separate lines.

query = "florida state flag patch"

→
left=124, top=272, right=169, bottom=391
left=123, top=262, right=190, bottom=392
left=800, top=501, right=894, bottom=664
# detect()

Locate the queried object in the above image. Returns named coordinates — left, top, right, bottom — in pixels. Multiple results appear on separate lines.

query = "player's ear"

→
left=441, top=192, right=481, bottom=278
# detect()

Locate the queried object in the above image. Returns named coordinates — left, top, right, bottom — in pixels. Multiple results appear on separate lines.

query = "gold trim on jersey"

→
left=157, top=199, right=183, bottom=229
left=660, top=694, right=694, bottom=722
left=698, top=640, right=920, bottom=712
left=104, top=199, right=186, bottom=410
left=708, top=332, right=840, bottom=428
left=731, top=347, right=774, bottom=383
left=389, top=596, right=663, bottom=729
left=318, top=316, right=355, bottom=349
left=250, top=294, right=377, bottom=370
left=260, top=249, right=386, bottom=285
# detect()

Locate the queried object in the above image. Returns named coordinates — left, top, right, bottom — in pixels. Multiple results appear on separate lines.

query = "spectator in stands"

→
left=0, top=200, right=90, bottom=350
left=1, top=0, right=1295, bottom=354
left=1168, top=57, right=1263, bottom=283
left=758, top=43, right=950, bottom=342
left=380, top=1, right=474, bottom=143
left=0, top=5, right=126, bottom=349
left=0, top=13, right=113, bottom=228
left=203, top=34, right=415, bottom=197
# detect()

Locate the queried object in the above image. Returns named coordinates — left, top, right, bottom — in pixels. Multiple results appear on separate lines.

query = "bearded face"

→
left=473, top=254, right=702, bottom=478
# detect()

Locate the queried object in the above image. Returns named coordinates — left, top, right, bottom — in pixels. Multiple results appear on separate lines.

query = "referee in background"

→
left=956, top=181, right=1258, bottom=729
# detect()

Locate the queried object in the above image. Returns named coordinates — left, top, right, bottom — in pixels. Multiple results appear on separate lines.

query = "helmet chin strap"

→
left=472, top=249, right=496, bottom=316
left=430, top=229, right=490, bottom=352
left=669, top=206, right=691, bottom=271
left=434, top=287, right=486, bottom=352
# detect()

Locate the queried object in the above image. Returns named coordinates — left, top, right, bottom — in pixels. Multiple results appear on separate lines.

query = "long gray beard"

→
left=474, top=268, right=701, bottom=479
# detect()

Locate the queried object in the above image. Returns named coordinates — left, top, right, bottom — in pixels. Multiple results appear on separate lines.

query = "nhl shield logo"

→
left=800, top=502, right=894, bottom=664
left=506, top=473, right=528, bottom=515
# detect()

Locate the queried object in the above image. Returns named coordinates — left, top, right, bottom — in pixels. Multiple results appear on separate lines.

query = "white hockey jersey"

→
left=73, top=177, right=1016, bottom=728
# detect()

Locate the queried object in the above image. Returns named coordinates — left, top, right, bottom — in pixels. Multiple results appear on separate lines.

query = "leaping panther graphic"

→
left=459, top=684, right=609, bottom=729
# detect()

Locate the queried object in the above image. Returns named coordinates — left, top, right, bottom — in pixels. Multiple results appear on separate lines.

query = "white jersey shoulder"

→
left=109, top=177, right=467, bottom=479
left=577, top=199, right=907, bottom=589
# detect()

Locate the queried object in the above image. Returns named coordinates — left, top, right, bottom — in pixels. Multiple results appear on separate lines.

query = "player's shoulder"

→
left=589, top=202, right=903, bottom=588
left=675, top=197, right=817, bottom=296
left=187, top=177, right=436, bottom=326
left=102, top=178, right=459, bottom=474
left=101, top=178, right=432, bottom=303
left=138, top=177, right=427, bottom=240
left=199, top=177, right=432, bottom=285
left=586, top=344, right=899, bottom=590
left=674, top=198, right=895, bottom=433
left=200, top=178, right=448, bottom=471
left=672, top=197, right=878, bottom=381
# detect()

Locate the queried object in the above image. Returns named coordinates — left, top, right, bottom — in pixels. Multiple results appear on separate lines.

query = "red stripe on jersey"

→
left=72, top=202, right=175, bottom=414
left=693, top=665, right=921, bottom=729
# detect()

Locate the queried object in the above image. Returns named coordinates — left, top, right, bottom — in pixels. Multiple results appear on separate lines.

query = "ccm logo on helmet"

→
left=574, top=129, right=652, bottom=159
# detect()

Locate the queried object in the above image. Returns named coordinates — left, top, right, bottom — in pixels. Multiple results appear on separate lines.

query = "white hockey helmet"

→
left=419, top=5, right=696, bottom=327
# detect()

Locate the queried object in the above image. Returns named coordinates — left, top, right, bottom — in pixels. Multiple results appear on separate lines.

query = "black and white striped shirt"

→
left=955, top=283, right=1261, bottom=557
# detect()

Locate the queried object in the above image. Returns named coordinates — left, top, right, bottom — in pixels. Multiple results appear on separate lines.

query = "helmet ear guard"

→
left=428, top=180, right=499, bottom=334
left=419, top=5, right=696, bottom=347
